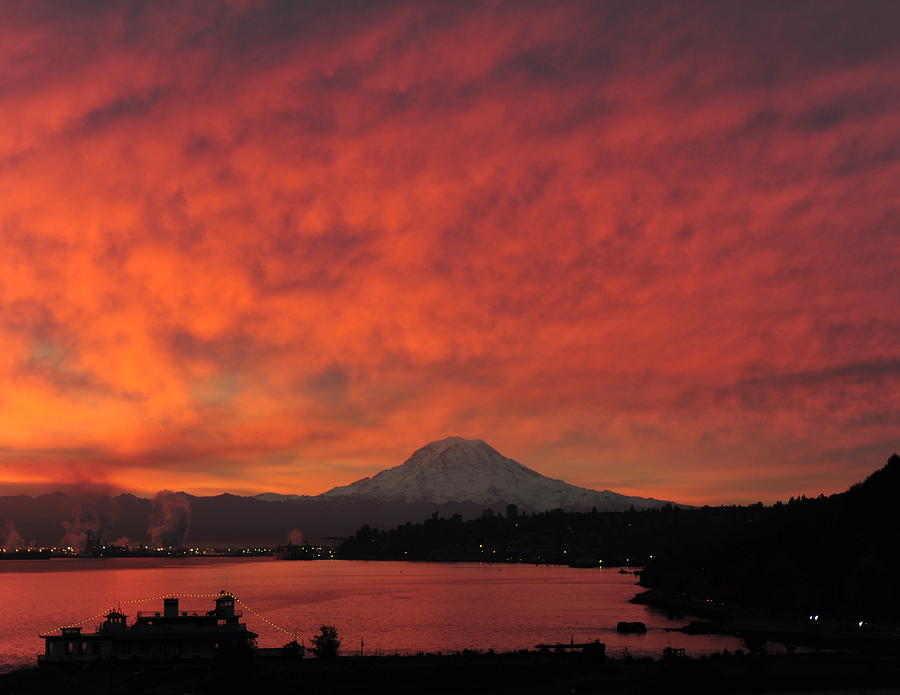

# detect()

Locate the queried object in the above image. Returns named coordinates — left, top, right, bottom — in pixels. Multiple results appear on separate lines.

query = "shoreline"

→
left=2, top=650, right=900, bottom=695
left=632, top=589, right=900, bottom=654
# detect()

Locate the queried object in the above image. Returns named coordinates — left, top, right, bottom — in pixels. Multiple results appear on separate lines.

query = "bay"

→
left=0, top=558, right=747, bottom=672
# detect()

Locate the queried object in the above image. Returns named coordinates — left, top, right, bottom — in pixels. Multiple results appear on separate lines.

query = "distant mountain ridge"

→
left=0, top=437, right=682, bottom=548
left=262, top=436, right=682, bottom=512
left=0, top=489, right=494, bottom=548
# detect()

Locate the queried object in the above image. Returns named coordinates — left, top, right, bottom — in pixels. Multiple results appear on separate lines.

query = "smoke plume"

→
left=287, top=528, right=304, bottom=545
left=1, top=521, right=25, bottom=550
left=148, top=490, right=191, bottom=547
left=60, top=490, right=118, bottom=550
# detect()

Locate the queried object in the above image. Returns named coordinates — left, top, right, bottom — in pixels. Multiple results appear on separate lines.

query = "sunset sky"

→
left=1, top=1, right=898, bottom=505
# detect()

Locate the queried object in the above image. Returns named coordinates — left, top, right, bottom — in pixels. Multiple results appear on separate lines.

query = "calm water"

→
left=0, top=558, right=747, bottom=671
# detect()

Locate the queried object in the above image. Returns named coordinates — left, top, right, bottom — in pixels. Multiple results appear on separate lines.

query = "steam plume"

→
left=148, top=490, right=191, bottom=547
left=1, top=521, right=25, bottom=550
left=60, top=490, right=118, bottom=550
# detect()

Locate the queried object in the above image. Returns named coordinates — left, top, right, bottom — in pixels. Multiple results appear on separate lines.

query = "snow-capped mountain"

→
left=309, top=436, right=680, bottom=512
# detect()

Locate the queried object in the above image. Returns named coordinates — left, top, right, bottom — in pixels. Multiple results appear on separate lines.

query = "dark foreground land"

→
left=2, top=652, right=900, bottom=695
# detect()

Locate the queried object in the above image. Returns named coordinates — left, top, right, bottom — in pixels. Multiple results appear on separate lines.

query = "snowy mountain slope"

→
left=312, top=436, right=680, bottom=512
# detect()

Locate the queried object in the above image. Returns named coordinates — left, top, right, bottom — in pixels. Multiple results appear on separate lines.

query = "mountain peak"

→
left=420, top=436, right=493, bottom=452
left=408, top=436, right=503, bottom=461
left=319, top=437, right=680, bottom=511
left=402, top=437, right=518, bottom=472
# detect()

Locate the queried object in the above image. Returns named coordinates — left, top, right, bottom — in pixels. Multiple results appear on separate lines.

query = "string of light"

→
left=46, top=592, right=302, bottom=640
left=234, top=598, right=301, bottom=640
left=50, top=593, right=224, bottom=632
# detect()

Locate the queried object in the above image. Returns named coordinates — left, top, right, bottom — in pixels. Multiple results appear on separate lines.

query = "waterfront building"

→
left=39, top=593, right=257, bottom=663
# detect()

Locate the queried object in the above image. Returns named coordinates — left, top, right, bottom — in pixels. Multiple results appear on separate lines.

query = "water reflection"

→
left=0, top=558, right=747, bottom=671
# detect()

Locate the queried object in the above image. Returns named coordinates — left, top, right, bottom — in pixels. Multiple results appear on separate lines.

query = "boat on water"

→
left=39, top=593, right=259, bottom=664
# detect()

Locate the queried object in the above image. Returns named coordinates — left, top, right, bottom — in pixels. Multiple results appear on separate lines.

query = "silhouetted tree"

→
left=311, top=624, right=340, bottom=658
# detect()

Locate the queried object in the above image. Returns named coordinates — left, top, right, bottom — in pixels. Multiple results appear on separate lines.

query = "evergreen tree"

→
left=311, top=624, right=340, bottom=658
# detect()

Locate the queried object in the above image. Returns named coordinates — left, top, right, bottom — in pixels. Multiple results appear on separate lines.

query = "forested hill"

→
left=338, top=455, right=900, bottom=620
left=639, top=454, right=900, bottom=620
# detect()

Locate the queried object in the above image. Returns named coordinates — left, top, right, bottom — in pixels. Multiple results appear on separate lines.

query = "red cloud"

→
left=1, top=1, right=898, bottom=504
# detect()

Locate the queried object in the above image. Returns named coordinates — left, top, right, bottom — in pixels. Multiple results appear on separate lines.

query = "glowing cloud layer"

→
left=1, top=1, right=898, bottom=504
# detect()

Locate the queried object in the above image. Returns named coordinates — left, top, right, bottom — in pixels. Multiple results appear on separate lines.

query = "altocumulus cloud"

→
left=0, top=0, right=898, bottom=503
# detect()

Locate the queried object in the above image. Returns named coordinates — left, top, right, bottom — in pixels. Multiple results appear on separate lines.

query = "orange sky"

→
left=1, top=1, right=898, bottom=505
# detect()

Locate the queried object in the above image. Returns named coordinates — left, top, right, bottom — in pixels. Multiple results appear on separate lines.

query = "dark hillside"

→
left=640, top=454, right=900, bottom=619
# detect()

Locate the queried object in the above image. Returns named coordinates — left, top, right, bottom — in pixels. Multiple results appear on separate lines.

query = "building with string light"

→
left=39, top=592, right=259, bottom=663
